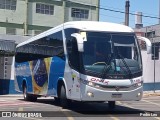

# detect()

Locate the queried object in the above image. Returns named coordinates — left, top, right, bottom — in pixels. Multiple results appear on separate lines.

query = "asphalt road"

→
left=0, top=94, right=160, bottom=120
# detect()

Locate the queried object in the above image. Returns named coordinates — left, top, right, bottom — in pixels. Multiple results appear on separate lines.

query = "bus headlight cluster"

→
left=88, top=82, right=94, bottom=86
left=133, top=81, right=143, bottom=87
left=88, top=82, right=100, bottom=88
left=137, top=82, right=142, bottom=86
left=81, top=79, right=100, bottom=88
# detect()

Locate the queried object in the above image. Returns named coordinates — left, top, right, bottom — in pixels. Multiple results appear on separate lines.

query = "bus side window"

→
left=67, top=37, right=80, bottom=71
left=64, top=28, right=80, bottom=71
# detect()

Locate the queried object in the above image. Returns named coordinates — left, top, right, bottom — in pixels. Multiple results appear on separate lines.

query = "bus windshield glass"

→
left=82, top=32, right=142, bottom=79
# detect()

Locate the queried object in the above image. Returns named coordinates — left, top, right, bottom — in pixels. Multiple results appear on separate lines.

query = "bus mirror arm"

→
left=137, top=36, right=152, bottom=54
left=71, top=33, right=84, bottom=52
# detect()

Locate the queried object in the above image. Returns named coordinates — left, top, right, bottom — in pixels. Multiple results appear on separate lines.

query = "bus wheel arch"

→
left=54, top=80, right=64, bottom=104
left=57, top=80, right=64, bottom=98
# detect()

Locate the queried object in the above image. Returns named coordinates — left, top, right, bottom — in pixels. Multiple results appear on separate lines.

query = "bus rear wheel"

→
left=23, top=85, right=37, bottom=102
left=108, top=101, right=115, bottom=109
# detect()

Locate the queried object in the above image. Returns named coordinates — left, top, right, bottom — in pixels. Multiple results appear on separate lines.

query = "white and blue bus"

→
left=15, top=21, right=151, bottom=108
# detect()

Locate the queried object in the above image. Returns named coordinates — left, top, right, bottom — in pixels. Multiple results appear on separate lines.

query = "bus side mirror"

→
left=71, top=33, right=84, bottom=52
left=137, top=36, right=152, bottom=54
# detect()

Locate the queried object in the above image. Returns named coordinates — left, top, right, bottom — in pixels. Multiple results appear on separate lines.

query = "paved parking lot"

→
left=0, top=93, right=160, bottom=120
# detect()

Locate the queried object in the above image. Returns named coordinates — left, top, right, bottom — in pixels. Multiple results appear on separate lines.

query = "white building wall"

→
left=0, top=0, right=99, bottom=36
left=0, top=27, right=7, bottom=35
left=29, top=2, right=64, bottom=27
left=0, top=1, right=25, bottom=24
left=69, top=0, right=98, bottom=6
left=142, top=51, right=160, bottom=83
left=16, top=28, right=24, bottom=36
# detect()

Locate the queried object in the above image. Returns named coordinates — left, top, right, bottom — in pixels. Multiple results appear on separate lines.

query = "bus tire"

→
left=23, top=85, right=37, bottom=102
left=108, top=101, right=115, bottom=109
left=23, top=85, right=30, bottom=101
left=30, top=95, right=37, bottom=102
left=54, top=97, right=60, bottom=105
left=60, top=85, right=68, bottom=108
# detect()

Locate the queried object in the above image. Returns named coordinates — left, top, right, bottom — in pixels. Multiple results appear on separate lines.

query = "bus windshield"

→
left=82, top=32, right=142, bottom=79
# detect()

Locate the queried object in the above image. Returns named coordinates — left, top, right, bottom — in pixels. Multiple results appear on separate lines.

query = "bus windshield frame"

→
left=81, top=31, right=142, bottom=79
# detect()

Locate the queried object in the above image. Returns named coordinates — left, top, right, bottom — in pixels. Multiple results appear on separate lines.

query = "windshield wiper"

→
left=100, top=54, right=113, bottom=79
left=100, top=37, right=118, bottom=79
left=116, top=51, right=133, bottom=79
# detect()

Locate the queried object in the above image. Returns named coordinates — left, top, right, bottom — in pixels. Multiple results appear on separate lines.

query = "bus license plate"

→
left=112, top=93, right=122, bottom=98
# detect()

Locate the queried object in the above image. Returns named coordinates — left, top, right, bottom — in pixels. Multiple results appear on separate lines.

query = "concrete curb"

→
left=143, top=91, right=160, bottom=97
left=0, top=94, right=23, bottom=97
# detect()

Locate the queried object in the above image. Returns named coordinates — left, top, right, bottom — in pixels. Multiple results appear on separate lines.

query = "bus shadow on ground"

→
left=64, top=101, right=148, bottom=117
left=19, top=98, right=150, bottom=117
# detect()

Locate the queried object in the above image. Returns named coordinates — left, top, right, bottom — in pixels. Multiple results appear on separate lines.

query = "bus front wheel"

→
left=108, top=101, right=115, bottom=109
left=60, top=85, right=68, bottom=108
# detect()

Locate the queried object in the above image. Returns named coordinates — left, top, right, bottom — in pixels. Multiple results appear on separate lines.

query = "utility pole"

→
left=125, top=0, right=130, bottom=26
left=63, top=0, right=66, bottom=23
left=24, top=0, right=28, bottom=35
left=152, top=28, right=156, bottom=93
left=159, top=0, right=160, bottom=24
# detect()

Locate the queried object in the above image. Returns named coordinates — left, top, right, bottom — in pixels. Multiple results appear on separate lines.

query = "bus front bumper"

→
left=80, top=84, right=143, bottom=101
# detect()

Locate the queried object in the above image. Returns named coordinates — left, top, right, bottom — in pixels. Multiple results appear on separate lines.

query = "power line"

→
left=93, top=10, right=156, bottom=26
left=98, top=6, right=160, bottom=20
left=100, top=4, right=159, bottom=17
left=64, top=0, right=160, bottom=20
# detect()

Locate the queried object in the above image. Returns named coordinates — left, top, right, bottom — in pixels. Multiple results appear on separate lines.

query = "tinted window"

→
left=65, top=28, right=80, bottom=71
left=16, top=31, right=64, bottom=62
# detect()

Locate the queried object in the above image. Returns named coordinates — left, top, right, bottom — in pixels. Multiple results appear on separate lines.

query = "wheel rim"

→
left=23, top=87, right=27, bottom=99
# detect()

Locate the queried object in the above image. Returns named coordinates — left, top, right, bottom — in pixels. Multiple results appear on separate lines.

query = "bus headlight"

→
left=81, top=79, right=100, bottom=88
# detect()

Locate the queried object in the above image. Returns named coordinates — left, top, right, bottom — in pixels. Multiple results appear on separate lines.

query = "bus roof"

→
left=17, top=21, right=134, bottom=48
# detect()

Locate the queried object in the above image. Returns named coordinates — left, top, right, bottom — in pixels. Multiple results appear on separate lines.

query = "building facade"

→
left=0, top=0, right=99, bottom=94
left=0, top=0, right=99, bottom=36
left=134, top=25, right=160, bottom=91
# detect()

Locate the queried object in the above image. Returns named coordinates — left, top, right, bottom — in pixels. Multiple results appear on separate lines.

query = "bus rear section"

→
left=15, top=29, right=65, bottom=101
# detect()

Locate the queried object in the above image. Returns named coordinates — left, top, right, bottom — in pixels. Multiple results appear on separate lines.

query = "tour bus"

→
left=15, top=21, right=151, bottom=108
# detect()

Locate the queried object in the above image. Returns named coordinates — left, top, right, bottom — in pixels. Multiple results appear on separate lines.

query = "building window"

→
left=145, top=31, right=155, bottom=38
left=36, top=3, right=54, bottom=15
left=5, top=57, right=8, bottom=61
left=6, top=27, right=16, bottom=35
left=0, top=0, right=16, bottom=10
left=71, top=8, right=89, bottom=19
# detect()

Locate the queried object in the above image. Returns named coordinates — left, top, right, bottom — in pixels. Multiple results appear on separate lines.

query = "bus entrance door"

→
left=70, top=69, right=81, bottom=100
